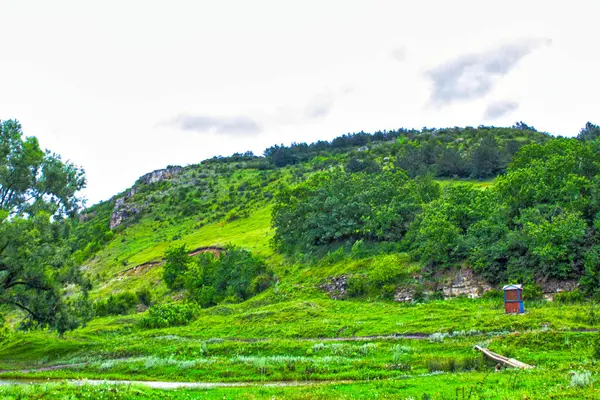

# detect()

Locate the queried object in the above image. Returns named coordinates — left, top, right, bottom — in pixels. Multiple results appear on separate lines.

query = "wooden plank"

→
left=474, top=345, right=534, bottom=369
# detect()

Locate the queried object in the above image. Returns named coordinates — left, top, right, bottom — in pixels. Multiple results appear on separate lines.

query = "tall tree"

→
left=470, top=136, right=501, bottom=178
left=577, top=122, right=600, bottom=142
left=0, top=120, right=89, bottom=334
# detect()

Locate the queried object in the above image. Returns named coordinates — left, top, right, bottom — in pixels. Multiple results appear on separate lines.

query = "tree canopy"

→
left=0, top=120, right=89, bottom=334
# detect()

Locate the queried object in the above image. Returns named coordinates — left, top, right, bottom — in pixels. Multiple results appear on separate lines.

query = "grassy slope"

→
left=2, top=129, right=598, bottom=398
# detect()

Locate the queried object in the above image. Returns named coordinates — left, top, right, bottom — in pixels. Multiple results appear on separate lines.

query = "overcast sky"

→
left=1, top=0, right=599, bottom=205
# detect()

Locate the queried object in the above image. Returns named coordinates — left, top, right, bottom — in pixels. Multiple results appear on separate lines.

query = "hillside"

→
left=71, top=124, right=548, bottom=297
left=3, top=123, right=600, bottom=399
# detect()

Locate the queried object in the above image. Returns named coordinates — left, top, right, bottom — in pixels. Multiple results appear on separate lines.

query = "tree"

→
left=163, top=245, right=191, bottom=290
left=0, top=120, right=89, bottom=334
left=577, top=122, right=600, bottom=142
left=470, top=136, right=501, bottom=178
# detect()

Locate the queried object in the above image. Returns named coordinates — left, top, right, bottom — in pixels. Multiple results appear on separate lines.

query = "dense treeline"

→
left=273, top=127, right=600, bottom=293
left=265, top=123, right=549, bottom=177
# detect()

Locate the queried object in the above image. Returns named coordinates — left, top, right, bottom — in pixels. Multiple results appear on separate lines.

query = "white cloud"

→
left=0, top=0, right=598, bottom=204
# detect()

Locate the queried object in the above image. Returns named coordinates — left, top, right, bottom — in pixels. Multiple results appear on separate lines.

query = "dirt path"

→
left=0, top=378, right=353, bottom=389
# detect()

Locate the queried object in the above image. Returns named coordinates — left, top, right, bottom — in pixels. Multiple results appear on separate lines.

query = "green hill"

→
left=3, top=123, right=600, bottom=399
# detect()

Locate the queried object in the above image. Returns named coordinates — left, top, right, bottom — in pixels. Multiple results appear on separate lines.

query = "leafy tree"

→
left=0, top=120, right=89, bottom=334
left=272, top=170, right=429, bottom=253
left=163, top=245, right=192, bottom=290
left=184, top=247, right=272, bottom=307
left=470, top=136, right=502, bottom=178
left=577, top=122, right=600, bottom=142
left=436, top=147, right=467, bottom=177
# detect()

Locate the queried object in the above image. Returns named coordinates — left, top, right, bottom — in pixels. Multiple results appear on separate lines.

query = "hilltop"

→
left=70, top=124, right=549, bottom=299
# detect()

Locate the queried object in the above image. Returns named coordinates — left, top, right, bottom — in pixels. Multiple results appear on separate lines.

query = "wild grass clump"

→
left=429, top=332, right=449, bottom=343
left=392, top=345, right=411, bottom=366
left=570, top=370, right=593, bottom=387
left=359, top=343, right=377, bottom=355
left=426, top=356, right=482, bottom=373
left=312, top=343, right=326, bottom=352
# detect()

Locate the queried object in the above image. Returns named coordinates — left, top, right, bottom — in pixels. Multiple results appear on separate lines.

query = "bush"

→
left=163, top=245, right=192, bottom=290
left=93, top=292, right=138, bottom=316
left=481, top=289, right=503, bottom=300
left=523, top=284, right=543, bottom=301
left=136, top=287, right=153, bottom=307
left=554, top=290, right=585, bottom=304
left=592, top=333, right=600, bottom=359
left=139, top=303, right=198, bottom=329
left=184, top=246, right=273, bottom=307
left=426, top=356, right=481, bottom=372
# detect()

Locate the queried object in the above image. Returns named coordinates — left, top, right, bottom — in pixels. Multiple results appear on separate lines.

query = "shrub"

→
left=93, top=291, right=138, bottom=317
left=163, top=245, right=192, bottom=290
left=481, top=289, right=503, bottom=300
left=346, top=276, right=367, bottom=298
left=523, top=284, right=543, bottom=301
left=426, top=356, right=481, bottom=372
left=136, top=287, right=153, bottom=307
left=554, top=290, right=584, bottom=304
left=139, top=303, right=198, bottom=329
left=185, top=247, right=272, bottom=307
left=592, top=333, right=600, bottom=359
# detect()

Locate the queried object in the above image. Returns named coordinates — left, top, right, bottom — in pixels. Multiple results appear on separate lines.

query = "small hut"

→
left=502, top=284, right=524, bottom=314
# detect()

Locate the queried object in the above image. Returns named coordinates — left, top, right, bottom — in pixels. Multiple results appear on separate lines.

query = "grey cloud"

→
left=304, top=92, right=335, bottom=119
left=484, top=100, right=519, bottom=120
left=162, top=114, right=261, bottom=136
left=426, top=38, right=551, bottom=106
left=391, top=47, right=407, bottom=62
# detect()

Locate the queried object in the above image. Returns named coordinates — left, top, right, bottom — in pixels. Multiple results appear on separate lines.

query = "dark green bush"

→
left=139, top=303, right=198, bottom=329
left=523, top=284, right=543, bottom=301
left=93, top=291, right=138, bottom=316
left=554, top=290, right=585, bottom=304
left=185, top=247, right=273, bottom=307
left=136, top=287, right=153, bottom=307
left=481, top=289, right=503, bottom=300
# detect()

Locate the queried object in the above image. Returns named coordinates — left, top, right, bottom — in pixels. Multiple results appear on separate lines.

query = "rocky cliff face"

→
left=110, top=166, right=182, bottom=229
left=109, top=188, right=140, bottom=229
left=441, top=268, right=492, bottom=299
left=137, top=166, right=182, bottom=185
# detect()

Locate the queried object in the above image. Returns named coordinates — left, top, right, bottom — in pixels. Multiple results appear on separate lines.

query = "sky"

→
left=0, top=0, right=599, bottom=205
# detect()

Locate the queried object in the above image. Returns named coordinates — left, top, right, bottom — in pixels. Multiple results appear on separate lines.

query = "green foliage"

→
left=554, top=290, right=585, bottom=304
left=0, top=119, right=90, bottom=334
left=273, top=170, right=430, bottom=254
left=136, top=286, right=153, bottom=307
left=139, top=302, right=198, bottom=329
left=163, top=245, right=192, bottom=290
left=185, top=247, right=273, bottom=307
left=93, top=292, right=138, bottom=317
left=577, top=121, right=600, bottom=142
left=403, top=138, right=600, bottom=283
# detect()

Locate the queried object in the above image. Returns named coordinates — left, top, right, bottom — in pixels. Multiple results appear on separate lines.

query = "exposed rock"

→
left=110, top=188, right=142, bottom=229
left=539, top=279, right=579, bottom=294
left=320, top=275, right=348, bottom=300
left=137, top=166, right=183, bottom=185
left=111, top=166, right=177, bottom=229
left=441, top=268, right=492, bottom=299
left=136, top=304, right=148, bottom=313
left=78, top=211, right=96, bottom=223
left=539, top=279, right=579, bottom=301
left=394, top=287, right=416, bottom=302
